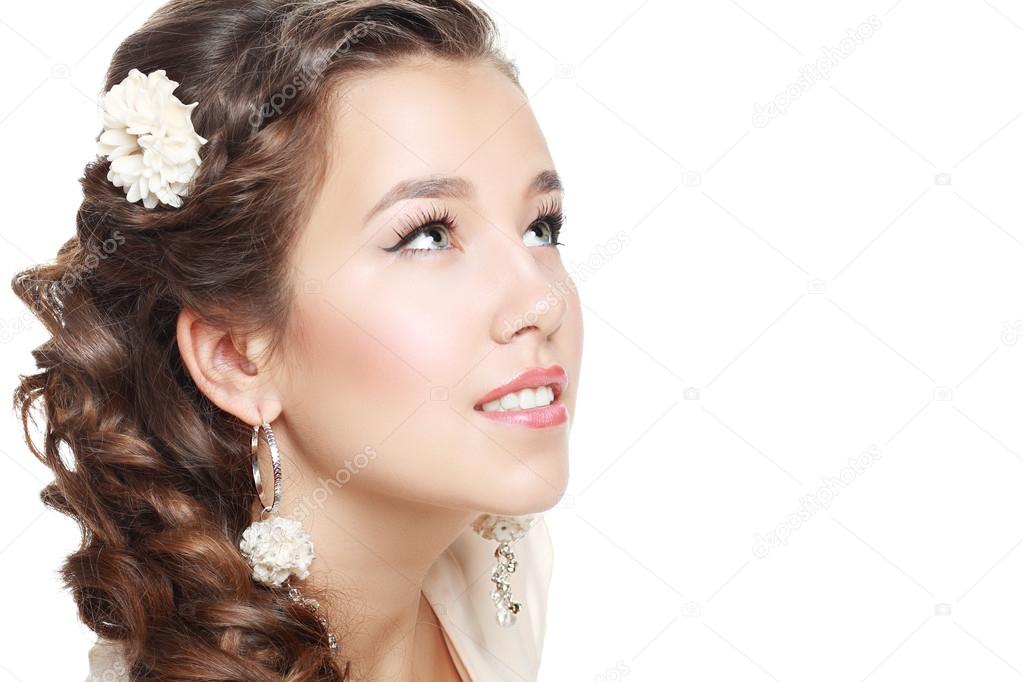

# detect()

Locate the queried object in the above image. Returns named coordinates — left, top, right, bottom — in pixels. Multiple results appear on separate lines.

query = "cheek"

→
left=289, top=276, right=479, bottom=410
left=293, top=298, right=420, bottom=406
left=283, top=279, right=500, bottom=500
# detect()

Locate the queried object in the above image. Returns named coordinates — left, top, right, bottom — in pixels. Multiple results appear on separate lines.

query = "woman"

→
left=14, top=1, right=583, bottom=680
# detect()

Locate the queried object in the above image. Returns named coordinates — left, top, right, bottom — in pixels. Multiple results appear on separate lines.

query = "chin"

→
left=479, top=453, right=570, bottom=516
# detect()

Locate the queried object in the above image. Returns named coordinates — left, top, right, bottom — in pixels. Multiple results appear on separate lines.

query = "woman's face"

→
left=276, top=58, right=583, bottom=516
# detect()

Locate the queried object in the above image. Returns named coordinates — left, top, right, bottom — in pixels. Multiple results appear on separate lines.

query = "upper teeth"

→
left=481, top=386, right=555, bottom=412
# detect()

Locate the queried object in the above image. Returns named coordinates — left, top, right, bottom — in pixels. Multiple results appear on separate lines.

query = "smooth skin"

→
left=177, top=56, right=583, bottom=680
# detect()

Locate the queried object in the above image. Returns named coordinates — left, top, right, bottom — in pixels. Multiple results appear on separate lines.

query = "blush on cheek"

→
left=295, top=265, right=487, bottom=418
left=292, top=295, right=461, bottom=418
left=352, top=281, right=475, bottom=378
left=298, top=298, right=415, bottom=398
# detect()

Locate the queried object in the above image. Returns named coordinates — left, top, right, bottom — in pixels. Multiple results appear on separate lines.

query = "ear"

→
left=176, top=308, right=283, bottom=426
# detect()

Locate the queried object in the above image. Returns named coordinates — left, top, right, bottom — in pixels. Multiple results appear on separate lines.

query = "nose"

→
left=488, top=238, right=567, bottom=345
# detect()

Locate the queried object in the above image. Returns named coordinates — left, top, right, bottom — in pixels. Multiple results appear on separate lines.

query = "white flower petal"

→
left=239, top=515, right=316, bottom=588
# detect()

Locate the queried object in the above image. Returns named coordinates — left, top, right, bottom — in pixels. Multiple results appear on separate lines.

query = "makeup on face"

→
left=473, top=364, right=568, bottom=428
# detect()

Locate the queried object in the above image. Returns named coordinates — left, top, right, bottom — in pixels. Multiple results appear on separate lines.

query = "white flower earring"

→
left=240, top=421, right=339, bottom=653
left=471, top=513, right=539, bottom=627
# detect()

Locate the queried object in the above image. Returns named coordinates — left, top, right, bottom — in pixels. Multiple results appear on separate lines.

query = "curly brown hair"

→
left=12, top=1, right=518, bottom=679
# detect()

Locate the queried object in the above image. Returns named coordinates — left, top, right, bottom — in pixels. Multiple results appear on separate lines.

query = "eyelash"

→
left=383, top=198, right=567, bottom=257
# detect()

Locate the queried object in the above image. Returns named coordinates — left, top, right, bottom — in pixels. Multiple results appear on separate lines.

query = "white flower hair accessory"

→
left=96, top=68, right=207, bottom=209
left=239, top=515, right=315, bottom=588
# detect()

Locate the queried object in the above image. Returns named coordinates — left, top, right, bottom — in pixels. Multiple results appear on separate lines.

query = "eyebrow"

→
left=364, top=169, right=564, bottom=224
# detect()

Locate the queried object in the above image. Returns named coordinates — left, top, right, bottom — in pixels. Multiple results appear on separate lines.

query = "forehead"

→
left=329, top=58, right=554, bottom=207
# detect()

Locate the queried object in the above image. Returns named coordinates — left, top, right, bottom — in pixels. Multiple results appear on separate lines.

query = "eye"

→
left=381, top=200, right=566, bottom=256
left=404, top=224, right=452, bottom=251
left=523, top=220, right=556, bottom=247
left=382, top=205, right=457, bottom=256
left=523, top=198, right=566, bottom=247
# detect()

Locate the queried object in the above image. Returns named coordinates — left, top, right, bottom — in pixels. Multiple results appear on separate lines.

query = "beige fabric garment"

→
left=84, top=515, right=553, bottom=681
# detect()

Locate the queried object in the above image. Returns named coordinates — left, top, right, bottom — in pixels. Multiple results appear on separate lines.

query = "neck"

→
left=284, top=479, right=475, bottom=678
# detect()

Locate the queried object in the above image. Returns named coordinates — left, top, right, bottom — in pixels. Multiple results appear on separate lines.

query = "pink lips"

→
left=473, top=364, right=569, bottom=429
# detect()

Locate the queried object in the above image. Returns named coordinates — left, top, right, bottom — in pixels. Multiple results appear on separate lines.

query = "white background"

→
left=2, top=1, right=1023, bottom=680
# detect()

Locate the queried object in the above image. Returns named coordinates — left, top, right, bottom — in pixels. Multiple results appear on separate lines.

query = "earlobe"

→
left=175, top=308, right=282, bottom=426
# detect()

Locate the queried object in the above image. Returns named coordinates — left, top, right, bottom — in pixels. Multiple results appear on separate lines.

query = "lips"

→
left=473, top=364, right=568, bottom=410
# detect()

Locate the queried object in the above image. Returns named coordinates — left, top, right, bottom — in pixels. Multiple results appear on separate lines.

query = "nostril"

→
left=510, top=324, right=539, bottom=339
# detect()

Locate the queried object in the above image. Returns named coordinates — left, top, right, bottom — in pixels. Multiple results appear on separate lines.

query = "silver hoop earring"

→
left=240, top=421, right=339, bottom=653
left=251, top=421, right=281, bottom=516
left=471, top=513, right=538, bottom=627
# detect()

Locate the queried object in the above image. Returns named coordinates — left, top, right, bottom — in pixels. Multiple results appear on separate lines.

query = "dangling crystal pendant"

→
left=471, top=514, right=538, bottom=628
left=491, top=541, right=522, bottom=627
left=285, top=578, right=341, bottom=653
